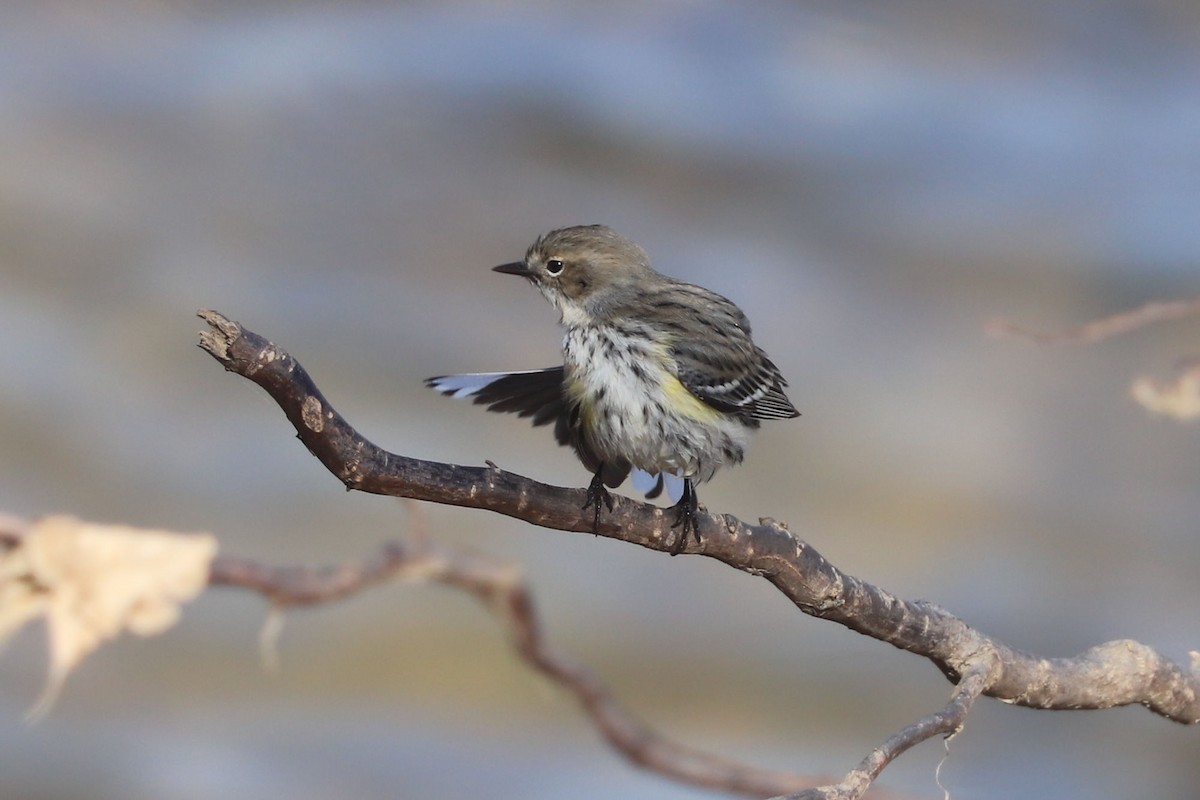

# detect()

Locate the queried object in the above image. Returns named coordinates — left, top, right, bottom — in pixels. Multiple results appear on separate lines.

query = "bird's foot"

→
left=668, top=479, right=699, bottom=556
left=583, top=469, right=615, bottom=534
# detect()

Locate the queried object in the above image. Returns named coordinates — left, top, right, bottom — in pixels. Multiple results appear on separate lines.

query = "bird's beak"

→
left=492, top=261, right=532, bottom=276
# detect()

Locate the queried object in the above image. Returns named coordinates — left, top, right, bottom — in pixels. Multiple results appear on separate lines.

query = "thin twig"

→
left=986, top=294, right=1200, bottom=345
left=210, top=538, right=831, bottom=797
left=773, top=660, right=992, bottom=800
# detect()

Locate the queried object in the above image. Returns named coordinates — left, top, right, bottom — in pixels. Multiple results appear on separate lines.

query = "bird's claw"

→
left=668, top=479, right=699, bottom=556
left=583, top=470, right=614, bottom=535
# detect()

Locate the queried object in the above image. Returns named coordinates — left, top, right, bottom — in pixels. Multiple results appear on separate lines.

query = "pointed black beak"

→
left=492, top=261, right=532, bottom=276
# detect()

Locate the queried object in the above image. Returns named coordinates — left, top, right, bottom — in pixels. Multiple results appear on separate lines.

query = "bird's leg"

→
left=669, top=478, right=699, bottom=555
left=583, top=466, right=615, bottom=534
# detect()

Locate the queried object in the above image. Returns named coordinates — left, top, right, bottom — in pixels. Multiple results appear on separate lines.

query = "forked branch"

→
left=210, top=535, right=839, bottom=798
left=197, top=309, right=1200, bottom=798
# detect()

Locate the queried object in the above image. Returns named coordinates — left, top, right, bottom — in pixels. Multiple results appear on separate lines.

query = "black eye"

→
left=545, top=259, right=564, bottom=276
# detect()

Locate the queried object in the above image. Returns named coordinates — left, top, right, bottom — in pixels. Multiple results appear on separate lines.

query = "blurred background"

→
left=2, top=1, right=1199, bottom=798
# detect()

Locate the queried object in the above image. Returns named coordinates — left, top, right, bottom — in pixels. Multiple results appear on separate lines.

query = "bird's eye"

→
left=545, top=259, right=565, bottom=276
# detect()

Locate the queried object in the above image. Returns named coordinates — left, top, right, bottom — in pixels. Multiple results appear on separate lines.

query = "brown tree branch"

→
left=3, top=509, right=854, bottom=797
left=985, top=293, right=1200, bottom=345
left=210, top=535, right=844, bottom=798
left=777, top=663, right=990, bottom=800
left=197, top=309, right=1200, bottom=797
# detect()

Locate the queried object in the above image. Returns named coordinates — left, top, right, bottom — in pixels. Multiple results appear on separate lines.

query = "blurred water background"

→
left=2, top=1, right=1199, bottom=798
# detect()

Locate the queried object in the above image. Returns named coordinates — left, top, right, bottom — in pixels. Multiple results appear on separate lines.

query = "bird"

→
left=426, top=224, right=799, bottom=554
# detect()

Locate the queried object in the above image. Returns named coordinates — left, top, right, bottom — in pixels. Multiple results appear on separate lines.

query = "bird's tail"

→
left=630, top=469, right=686, bottom=503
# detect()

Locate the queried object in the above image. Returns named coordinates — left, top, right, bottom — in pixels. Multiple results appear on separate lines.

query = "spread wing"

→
left=425, top=367, right=631, bottom=488
left=425, top=368, right=567, bottom=427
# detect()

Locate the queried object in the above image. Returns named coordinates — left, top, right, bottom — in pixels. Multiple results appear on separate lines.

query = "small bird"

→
left=426, top=225, right=799, bottom=554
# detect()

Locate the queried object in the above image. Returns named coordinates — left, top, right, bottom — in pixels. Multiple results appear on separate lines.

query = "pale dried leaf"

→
left=1131, top=367, right=1200, bottom=421
left=0, top=514, right=217, bottom=718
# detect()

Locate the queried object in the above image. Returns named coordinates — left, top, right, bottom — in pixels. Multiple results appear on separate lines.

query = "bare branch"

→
left=212, top=536, right=836, bottom=797
left=986, top=293, right=1200, bottom=345
left=197, top=309, right=1200, bottom=797
left=774, top=661, right=991, bottom=800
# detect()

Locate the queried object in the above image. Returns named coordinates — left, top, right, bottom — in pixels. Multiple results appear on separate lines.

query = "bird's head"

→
left=493, top=225, right=653, bottom=324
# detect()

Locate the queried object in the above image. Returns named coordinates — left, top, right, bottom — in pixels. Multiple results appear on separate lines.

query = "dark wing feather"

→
left=425, top=367, right=632, bottom=487
left=425, top=368, right=566, bottom=426
left=640, top=282, right=800, bottom=421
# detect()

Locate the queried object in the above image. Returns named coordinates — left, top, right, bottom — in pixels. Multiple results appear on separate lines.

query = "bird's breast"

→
left=560, top=325, right=750, bottom=479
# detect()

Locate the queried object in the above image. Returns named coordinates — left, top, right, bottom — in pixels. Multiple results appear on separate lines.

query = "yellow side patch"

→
left=564, top=374, right=600, bottom=429
left=662, top=373, right=723, bottom=423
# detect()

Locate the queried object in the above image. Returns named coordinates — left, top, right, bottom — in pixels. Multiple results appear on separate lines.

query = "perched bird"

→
left=426, top=225, right=799, bottom=554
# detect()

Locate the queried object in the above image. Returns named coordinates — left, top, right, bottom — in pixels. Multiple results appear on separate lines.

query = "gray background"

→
left=2, top=2, right=1198, bottom=798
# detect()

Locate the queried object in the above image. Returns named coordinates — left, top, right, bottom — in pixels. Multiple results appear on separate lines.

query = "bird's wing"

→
left=427, top=367, right=636, bottom=489
left=647, top=284, right=799, bottom=421
left=425, top=368, right=566, bottom=427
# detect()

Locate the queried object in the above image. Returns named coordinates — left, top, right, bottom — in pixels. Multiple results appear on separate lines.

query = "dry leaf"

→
left=0, top=514, right=217, bottom=718
left=1131, top=366, right=1200, bottom=421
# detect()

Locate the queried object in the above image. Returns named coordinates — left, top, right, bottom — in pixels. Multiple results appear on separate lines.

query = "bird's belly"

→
left=562, top=326, right=752, bottom=481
